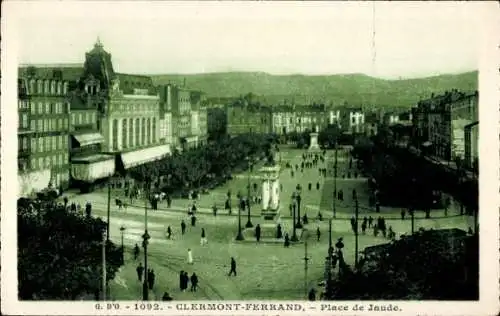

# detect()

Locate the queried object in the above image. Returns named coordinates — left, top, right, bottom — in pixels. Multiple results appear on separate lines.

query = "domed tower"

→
left=83, top=37, right=116, bottom=91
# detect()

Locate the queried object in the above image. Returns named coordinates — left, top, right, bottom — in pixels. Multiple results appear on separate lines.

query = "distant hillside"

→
left=151, top=71, right=477, bottom=108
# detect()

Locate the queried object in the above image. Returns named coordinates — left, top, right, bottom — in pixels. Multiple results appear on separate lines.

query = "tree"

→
left=18, top=199, right=123, bottom=300
left=326, top=229, right=478, bottom=300
left=318, top=124, right=341, bottom=148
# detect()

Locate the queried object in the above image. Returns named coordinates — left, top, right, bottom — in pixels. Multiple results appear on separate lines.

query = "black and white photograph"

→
left=1, top=1, right=499, bottom=316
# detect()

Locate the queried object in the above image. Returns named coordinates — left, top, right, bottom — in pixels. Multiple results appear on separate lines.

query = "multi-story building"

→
left=271, top=105, right=296, bottom=135
left=71, top=39, right=170, bottom=185
left=190, top=91, right=208, bottom=146
left=207, top=106, right=227, bottom=140
left=464, top=121, right=479, bottom=171
left=158, top=84, right=173, bottom=146
left=17, top=70, right=71, bottom=197
left=294, top=105, right=330, bottom=133
left=412, top=90, right=478, bottom=162
left=226, top=104, right=272, bottom=135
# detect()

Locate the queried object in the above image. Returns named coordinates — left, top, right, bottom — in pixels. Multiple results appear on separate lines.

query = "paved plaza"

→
left=67, top=148, right=473, bottom=300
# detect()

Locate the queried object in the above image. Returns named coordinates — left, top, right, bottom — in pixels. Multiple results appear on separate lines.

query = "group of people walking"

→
left=135, top=262, right=156, bottom=291
left=179, top=271, right=198, bottom=292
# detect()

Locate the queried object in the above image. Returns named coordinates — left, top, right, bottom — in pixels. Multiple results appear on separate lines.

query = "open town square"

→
left=10, top=2, right=490, bottom=307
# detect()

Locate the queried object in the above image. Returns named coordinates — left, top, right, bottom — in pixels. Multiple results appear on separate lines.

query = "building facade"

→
left=207, top=106, right=227, bottom=140
left=412, top=91, right=478, bottom=164
left=70, top=39, right=170, bottom=187
left=17, top=72, right=71, bottom=197
left=226, top=105, right=272, bottom=135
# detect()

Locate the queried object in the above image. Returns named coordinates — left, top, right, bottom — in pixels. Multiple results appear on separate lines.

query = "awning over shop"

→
left=73, top=133, right=105, bottom=147
left=121, top=144, right=171, bottom=169
left=71, top=155, right=115, bottom=182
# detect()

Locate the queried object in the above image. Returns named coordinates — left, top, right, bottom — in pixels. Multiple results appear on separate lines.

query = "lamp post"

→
left=142, top=180, right=150, bottom=301
left=245, top=157, right=253, bottom=228
left=333, top=140, right=338, bottom=218
left=303, top=229, right=309, bottom=299
left=236, top=198, right=245, bottom=241
left=291, top=202, right=298, bottom=242
left=296, top=193, right=302, bottom=229
left=106, top=174, right=121, bottom=242
left=101, top=230, right=107, bottom=301
left=354, top=197, right=359, bottom=269
left=119, top=226, right=125, bottom=264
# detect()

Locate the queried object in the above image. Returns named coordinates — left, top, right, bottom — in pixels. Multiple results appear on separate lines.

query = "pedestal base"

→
left=309, top=133, right=320, bottom=151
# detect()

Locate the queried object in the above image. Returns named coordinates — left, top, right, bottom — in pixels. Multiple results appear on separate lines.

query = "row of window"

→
left=71, top=112, right=97, bottom=126
left=31, top=118, right=69, bottom=132
left=31, top=135, right=68, bottom=154
left=25, top=79, right=68, bottom=96
left=111, top=117, right=157, bottom=151
left=111, top=102, right=157, bottom=113
left=30, top=153, right=69, bottom=171
left=19, top=113, right=29, bottom=129
left=30, top=101, right=69, bottom=115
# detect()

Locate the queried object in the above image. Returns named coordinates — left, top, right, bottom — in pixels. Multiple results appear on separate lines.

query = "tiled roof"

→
left=116, top=73, right=157, bottom=95
left=18, top=65, right=84, bottom=82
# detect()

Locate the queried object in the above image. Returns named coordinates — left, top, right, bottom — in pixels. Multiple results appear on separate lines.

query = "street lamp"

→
left=245, top=157, right=253, bottom=228
left=119, top=226, right=125, bottom=264
left=142, top=179, right=150, bottom=301
left=354, top=197, right=359, bottom=269
left=333, top=141, right=338, bottom=218
left=295, top=192, right=303, bottom=229
left=291, top=202, right=298, bottom=242
left=236, top=198, right=245, bottom=240
left=106, top=173, right=121, bottom=242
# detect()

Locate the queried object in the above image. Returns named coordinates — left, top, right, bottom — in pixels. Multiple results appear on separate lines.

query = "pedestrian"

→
left=181, top=220, right=186, bottom=235
left=187, top=248, right=193, bottom=265
left=276, top=223, right=283, bottom=239
left=182, top=271, right=189, bottom=291
left=361, top=220, right=367, bottom=234
left=284, top=233, right=290, bottom=248
left=166, top=226, right=172, bottom=239
left=317, top=212, right=323, bottom=221
left=255, top=224, right=261, bottom=242
left=190, top=273, right=198, bottom=292
left=308, top=183, right=312, bottom=191
left=136, top=263, right=144, bottom=282
left=316, top=182, right=320, bottom=190
left=148, top=269, right=155, bottom=290
left=191, top=215, right=196, bottom=227
left=213, top=203, right=218, bottom=216
left=63, top=196, right=68, bottom=208
left=302, top=213, right=308, bottom=225
left=350, top=216, right=356, bottom=232
left=200, top=228, right=208, bottom=245
left=228, top=257, right=237, bottom=276
left=308, top=288, right=317, bottom=301
left=134, top=243, right=140, bottom=260
left=401, top=209, right=406, bottom=221
left=179, top=270, right=185, bottom=291
left=373, top=224, right=379, bottom=237
left=316, top=227, right=321, bottom=241
left=162, top=292, right=173, bottom=301
left=368, top=216, right=373, bottom=228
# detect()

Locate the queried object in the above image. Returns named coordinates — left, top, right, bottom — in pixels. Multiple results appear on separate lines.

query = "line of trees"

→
left=127, top=133, right=277, bottom=193
left=18, top=199, right=123, bottom=300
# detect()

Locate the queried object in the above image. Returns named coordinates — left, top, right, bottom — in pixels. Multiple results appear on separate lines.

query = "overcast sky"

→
left=9, top=1, right=487, bottom=79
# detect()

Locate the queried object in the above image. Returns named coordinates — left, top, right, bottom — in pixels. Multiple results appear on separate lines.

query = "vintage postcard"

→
left=1, top=1, right=499, bottom=315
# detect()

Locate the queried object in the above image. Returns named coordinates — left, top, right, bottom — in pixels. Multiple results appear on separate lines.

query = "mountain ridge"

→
left=152, top=71, right=478, bottom=108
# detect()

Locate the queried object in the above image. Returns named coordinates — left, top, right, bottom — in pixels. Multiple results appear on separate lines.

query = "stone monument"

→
left=243, top=145, right=283, bottom=241
left=309, top=125, right=320, bottom=151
